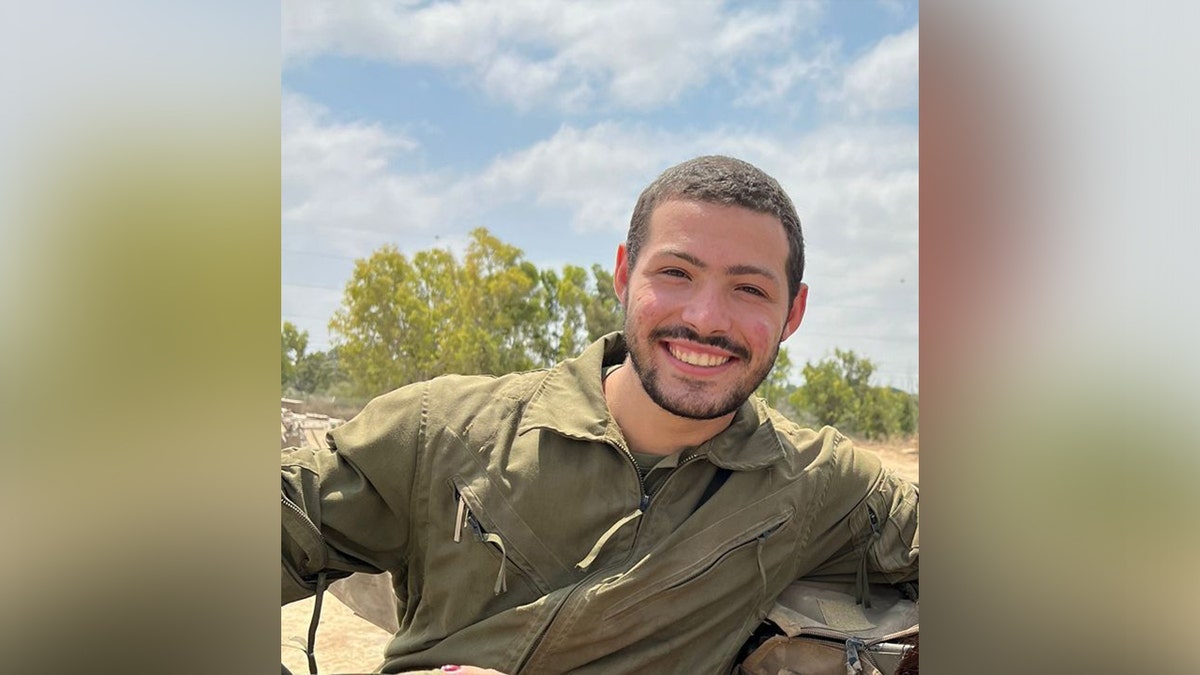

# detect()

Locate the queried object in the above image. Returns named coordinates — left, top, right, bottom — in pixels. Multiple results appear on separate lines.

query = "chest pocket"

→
left=449, top=474, right=573, bottom=596
left=602, top=507, right=795, bottom=622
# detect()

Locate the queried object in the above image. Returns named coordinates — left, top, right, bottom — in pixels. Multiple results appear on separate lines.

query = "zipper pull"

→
left=453, top=491, right=468, bottom=543
left=639, top=493, right=650, bottom=511
left=845, top=636, right=866, bottom=674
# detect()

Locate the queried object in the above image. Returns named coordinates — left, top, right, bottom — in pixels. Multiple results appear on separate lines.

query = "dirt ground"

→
left=281, top=436, right=918, bottom=673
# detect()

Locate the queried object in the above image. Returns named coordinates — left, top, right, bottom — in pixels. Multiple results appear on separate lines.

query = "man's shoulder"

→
left=371, top=367, right=552, bottom=417
left=761, top=407, right=884, bottom=483
left=330, top=368, right=554, bottom=453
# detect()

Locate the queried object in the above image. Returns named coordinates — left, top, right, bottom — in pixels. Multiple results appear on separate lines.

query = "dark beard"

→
left=624, top=324, right=777, bottom=420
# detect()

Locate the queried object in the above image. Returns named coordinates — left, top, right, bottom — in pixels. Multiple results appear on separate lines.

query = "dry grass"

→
left=856, top=433, right=920, bottom=484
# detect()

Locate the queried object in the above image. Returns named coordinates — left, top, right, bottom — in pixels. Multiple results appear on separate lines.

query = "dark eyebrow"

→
left=661, top=249, right=707, bottom=268
left=659, top=250, right=780, bottom=284
left=726, top=263, right=779, bottom=283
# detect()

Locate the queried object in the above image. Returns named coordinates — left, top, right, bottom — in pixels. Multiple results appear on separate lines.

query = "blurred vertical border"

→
left=1, top=2, right=280, bottom=673
left=922, top=1, right=1200, bottom=672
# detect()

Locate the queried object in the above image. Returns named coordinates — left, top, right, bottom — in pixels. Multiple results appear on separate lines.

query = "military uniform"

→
left=282, top=333, right=918, bottom=673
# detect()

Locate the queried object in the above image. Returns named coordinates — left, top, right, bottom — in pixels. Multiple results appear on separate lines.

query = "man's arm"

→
left=803, top=465, right=919, bottom=588
left=281, top=383, right=426, bottom=605
left=866, top=470, right=919, bottom=585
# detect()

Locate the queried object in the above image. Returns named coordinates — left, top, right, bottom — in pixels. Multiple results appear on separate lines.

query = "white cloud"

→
left=282, top=0, right=822, bottom=112
left=281, top=92, right=418, bottom=190
left=281, top=92, right=460, bottom=256
left=282, top=102, right=918, bottom=381
left=473, top=123, right=676, bottom=232
left=735, top=44, right=840, bottom=108
left=876, top=0, right=911, bottom=18
left=283, top=99, right=917, bottom=263
left=832, top=24, right=919, bottom=115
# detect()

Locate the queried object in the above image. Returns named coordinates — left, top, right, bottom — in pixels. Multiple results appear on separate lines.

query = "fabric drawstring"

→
left=855, top=552, right=872, bottom=609
left=575, top=510, right=642, bottom=571
left=755, top=535, right=769, bottom=603
left=305, top=571, right=328, bottom=675
left=856, top=506, right=883, bottom=609
left=481, top=533, right=508, bottom=594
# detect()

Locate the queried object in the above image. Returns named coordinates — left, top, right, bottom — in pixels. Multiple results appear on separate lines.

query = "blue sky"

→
left=282, top=0, right=919, bottom=391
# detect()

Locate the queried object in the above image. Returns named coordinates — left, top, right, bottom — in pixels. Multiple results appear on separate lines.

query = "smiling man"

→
left=282, top=156, right=919, bottom=674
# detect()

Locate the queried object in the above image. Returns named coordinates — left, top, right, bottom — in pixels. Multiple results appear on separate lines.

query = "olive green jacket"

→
left=281, top=333, right=918, bottom=673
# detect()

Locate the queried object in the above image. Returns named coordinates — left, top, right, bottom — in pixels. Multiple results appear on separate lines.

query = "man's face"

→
left=614, top=199, right=807, bottom=420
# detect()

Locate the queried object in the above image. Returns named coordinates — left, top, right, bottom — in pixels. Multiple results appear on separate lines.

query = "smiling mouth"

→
left=667, top=343, right=733, bottom=367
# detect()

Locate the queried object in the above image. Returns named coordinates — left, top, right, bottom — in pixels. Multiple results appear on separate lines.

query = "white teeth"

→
left=669, top=345, right=730, bottom=367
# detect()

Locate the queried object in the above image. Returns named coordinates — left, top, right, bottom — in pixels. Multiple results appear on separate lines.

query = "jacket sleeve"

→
left=281, top=383, right=427, bottom=605
left=863, top=468, right=919, bottom=584
left=803, top=460, right=919, bottom=588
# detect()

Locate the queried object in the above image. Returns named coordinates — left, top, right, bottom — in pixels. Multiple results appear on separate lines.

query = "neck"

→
left=603, top=356, right=736, bottom=456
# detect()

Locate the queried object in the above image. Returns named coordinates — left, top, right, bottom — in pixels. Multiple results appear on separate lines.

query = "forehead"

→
left=643, top=199, right=789, bottom=272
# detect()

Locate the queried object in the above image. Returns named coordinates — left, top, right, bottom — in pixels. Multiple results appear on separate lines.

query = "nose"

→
left=679, top=282, right=732, bottom=336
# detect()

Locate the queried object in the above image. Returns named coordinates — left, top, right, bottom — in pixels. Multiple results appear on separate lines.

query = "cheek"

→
left=741, top=314, right=782, bottom=352
left=628, top=286, right=671, bottom=319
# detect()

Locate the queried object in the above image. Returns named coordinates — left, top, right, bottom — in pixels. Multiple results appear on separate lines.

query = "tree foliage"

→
left=282, top=321, right=345, bottom=395
left=328, top=228, right=624, bottom=396
left=755, top=346, right=793, bottom=409
left=790, top=349, right=918, bottom=439
left=281, top=321, right=307, bottom=387
left=292, top=229, right=917, bottom=440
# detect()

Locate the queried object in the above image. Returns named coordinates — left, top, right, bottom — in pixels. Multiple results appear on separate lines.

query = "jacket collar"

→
left=518, top=332, right=786, bottom=471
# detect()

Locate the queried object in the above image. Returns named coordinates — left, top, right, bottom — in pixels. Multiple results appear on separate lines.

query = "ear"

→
left=780, top=283, right=808, bottom=342
left=613, top=243, right=630, bottom=307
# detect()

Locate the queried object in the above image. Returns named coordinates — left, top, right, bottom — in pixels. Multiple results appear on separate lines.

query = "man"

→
left=282, top=156, right=919, bottom=674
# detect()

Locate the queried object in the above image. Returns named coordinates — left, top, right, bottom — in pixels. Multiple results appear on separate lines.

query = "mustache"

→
left=648, top=326, right=751, bottom=361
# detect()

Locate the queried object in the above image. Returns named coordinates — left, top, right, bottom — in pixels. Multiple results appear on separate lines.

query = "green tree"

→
left=528, top=265, right=591, bottom=366
left=789, top=349, right=917, bottom=439
left=328, top=245, right=418, bottom=395
left=281, top=321, right=308, bottom=388
left=292, top=347, right=342, bottom=395
left=330, top=229, right=573, bottom=395
left=791, top=349, right=860, bottom=429
left=328, top=229, right=633, bottom=397
left=456, top=229, right=541, bottom=374
left=584, top=264, right=623, bottom=341
left=755, top=346, right=793, bottom=409
left=857, top=386, right=901, bottom=440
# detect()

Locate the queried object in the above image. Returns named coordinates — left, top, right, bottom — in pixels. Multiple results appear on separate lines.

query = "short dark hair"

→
left=626, top=155, right=805, bottom=306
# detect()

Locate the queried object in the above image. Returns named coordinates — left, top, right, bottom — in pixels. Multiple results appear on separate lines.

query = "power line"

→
left=282, top=281, right=343, bottom=292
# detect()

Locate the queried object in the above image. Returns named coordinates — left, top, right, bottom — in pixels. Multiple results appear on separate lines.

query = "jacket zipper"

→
left=514, top=441, right=664, bottom=671
left=613, top=440, right=650, bottom=509
left=789, top=625, right=917, bottom=673
left=451, top=484, right=538, bottom=595
left=281, top=495, right=329, bottom=675
left=282, top=495, right=325, bottom=560
left=514, top=449, right=708, bottom=672
left=643, top=452, right=705, bottom=512
left=601, top=510, right=791, bottom=624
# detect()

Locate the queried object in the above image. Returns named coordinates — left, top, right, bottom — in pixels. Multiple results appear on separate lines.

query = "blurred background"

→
left=2, top=1, right=1198, bottom=673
